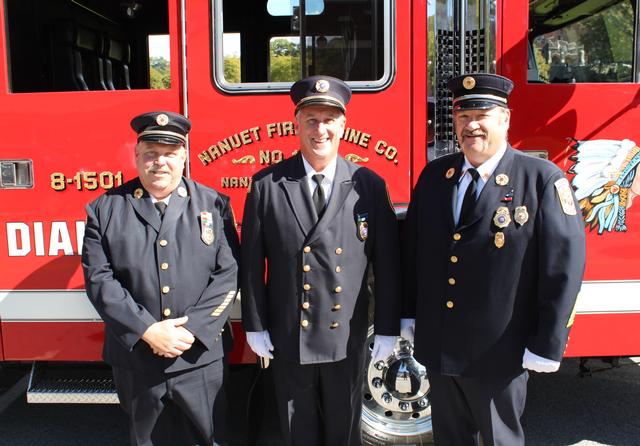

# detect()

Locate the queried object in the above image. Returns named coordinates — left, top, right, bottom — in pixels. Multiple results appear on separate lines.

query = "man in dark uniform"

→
left=402, top=73, right=586, bottom=445
left=240, top=75, right=401, bottom=446
left=82, top=111, right=239, bottom=446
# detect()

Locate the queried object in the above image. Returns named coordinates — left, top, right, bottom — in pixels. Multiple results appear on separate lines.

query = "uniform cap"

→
left=130, top=111, right=191, bottom=145
left=290, top=75, right=352, bottom=114
left=447, top=73, right=514, bottom=111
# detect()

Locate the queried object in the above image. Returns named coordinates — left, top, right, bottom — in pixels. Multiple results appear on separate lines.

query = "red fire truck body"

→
left=0, top=0, right=639, bottom=441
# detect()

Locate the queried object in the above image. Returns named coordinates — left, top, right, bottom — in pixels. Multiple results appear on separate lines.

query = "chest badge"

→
left=494, top=232, right=505, bottom=248
left=493, top=206, right=512, bottom=229
left=446, top=168, right=455, bottom=179
left=177, top=186, right=188, bottom=197
left=356, top=213, right=368, bottom=241
left=514, top=206, right=529, bottom=226
left=200, top=211, right=215, bottom=245
left=495, top=174, right=509, bottom=186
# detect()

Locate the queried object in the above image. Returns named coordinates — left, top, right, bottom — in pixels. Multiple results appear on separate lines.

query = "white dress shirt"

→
left=302, top=155, right=337, bottom=203
left=454, top=143, right=508, bottom=225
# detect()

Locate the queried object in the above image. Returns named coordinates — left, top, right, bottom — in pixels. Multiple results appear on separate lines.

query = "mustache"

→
left=148, top=166, right=170, bottom=174
left=462, top=131, right=487, bottom=138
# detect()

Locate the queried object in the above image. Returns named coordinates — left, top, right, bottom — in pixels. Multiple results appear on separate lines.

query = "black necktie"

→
left=312, top=174, right=326, bottom=219
left=154, top=201, right=167, bottom=220
left=459, top=168, right=479, bottom=225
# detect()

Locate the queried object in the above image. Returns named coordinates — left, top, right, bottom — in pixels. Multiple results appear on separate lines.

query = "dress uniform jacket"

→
left=403, top=146, right=586, bottom=377
left=82, top=177, right=239, bottom=374
left=241, top=153, right=400, bottom=364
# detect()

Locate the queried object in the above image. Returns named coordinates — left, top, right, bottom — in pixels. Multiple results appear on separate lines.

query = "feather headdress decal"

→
left=569, top=139, right=640, bottom=234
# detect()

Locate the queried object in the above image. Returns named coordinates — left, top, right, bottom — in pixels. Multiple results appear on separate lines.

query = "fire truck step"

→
left=26, top=363, right=119, bottom=404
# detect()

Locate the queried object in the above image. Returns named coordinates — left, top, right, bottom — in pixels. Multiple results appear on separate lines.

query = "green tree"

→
left=149, top=56, right=170, bottom=89
left=224, top=56, right=241, bottom=83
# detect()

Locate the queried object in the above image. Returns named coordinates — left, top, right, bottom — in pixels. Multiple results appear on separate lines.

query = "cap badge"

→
left=494, top=231, right=505, bottom=248
left=315, top=79, right=330, bottom=93
left=493, top=206, right=511, bottom=229
left=462, top=76, right=476, bottom=90
left=514, top=206, right=529, bottom=226
left=133, top=188, right=143, bottom=199
left=356, top=213, right=368, bottom=241
left=177, top=186, right=188, bottom=197
left=156, top=113, right=169, bottom=126
left=495, top=174, right=509, bottom=186
left=200, top=211, right=214, bottom=245
left=446, top=168, right=455, bottom=179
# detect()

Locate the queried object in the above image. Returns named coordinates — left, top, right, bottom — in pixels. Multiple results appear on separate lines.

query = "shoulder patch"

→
left=554, top=178, right=577, bottom=215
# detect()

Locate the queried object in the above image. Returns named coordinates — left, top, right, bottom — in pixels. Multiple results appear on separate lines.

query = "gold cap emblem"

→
left=315, top=79, right=330, bottom=93
left=462, top=76, right=476, bottom=90
left=133, top=188, right=143, bottom=199
left=495, top=174, right=509, bottom=186
left=156, top=113, right=169, bottom=126
left=446, top=168, right=455, bottom=179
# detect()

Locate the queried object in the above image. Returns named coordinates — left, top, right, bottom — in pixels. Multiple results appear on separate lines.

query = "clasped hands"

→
left=142, top=316, right=195, bottom=358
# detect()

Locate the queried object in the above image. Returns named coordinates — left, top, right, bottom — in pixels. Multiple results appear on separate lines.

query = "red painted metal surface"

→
left=565, top=313, right=640, bottom=357
left=0, top=0, right=638, bottom=365
left=2, top=322, right=104, bottom=361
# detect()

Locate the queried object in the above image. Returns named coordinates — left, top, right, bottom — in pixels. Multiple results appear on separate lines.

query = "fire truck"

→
left=1, top=0, right=639, bottom=443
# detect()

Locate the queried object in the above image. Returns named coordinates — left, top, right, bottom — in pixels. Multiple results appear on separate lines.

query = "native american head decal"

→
left=569, top=139, right=640, bottom=234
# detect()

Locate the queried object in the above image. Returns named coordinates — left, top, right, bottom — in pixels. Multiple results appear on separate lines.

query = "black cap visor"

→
left=295, top=96, right=346, bottom=114
left=137, top=130, right=186, bottom=146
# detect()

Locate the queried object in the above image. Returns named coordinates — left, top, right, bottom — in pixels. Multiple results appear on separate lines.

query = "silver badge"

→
left=200, top=211, right=214, bottom=245
left=514, top=206, right=529, bottom=226
left=178, top=186, right=187, bottom=197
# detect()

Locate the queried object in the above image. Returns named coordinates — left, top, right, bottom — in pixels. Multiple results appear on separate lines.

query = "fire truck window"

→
left=528, top=0, right=635, bottom=84
left=4, top=0, right=171, bottom=93
left=215, top=0, right=392, bottom=92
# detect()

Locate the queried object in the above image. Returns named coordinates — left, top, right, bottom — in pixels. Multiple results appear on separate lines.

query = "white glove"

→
left=522, top=348, right=560, bottom=373
left=371, top=335, right=397, bottom=362
left=400, top=318, right=415, bottom=343
left=246, top=330, right=274, bottom=359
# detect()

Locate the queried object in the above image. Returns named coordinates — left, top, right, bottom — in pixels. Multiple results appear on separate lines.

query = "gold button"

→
left=453, top=233, right=461, bottom=241
left=446, top=301, right=454, bottom=309
left=163, top=308, right=171, bottom=317
left=335, top=266, right=342, bottom=273
left=302, top=302, right=310, bottom=310
left=335, top=247, right=343, bottom=255
left=332, top=304, right=342, bottom=311
left=330, top=322, right=340, bottom=329
left=161, top=262, right=169, bottom=270
left=334, top=286, right=342, bottom=293
left=303, top=246, right=311, bottom=253
left=162, top=285, right=170, bottom=293
left=159, top=239, right=168, bottom=247
left=301, top=319, right=309, bottom=328
left=448, top=278, right=456, bottom=285
left=303, top=265, right=311, bottom=272
left=450, top=256, right=458, bottom=263
left=303, top=283, right=311, bottom=291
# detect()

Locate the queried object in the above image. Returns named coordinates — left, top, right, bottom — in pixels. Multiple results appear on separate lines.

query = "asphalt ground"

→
left=0, top=357, right=639, bottom=445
